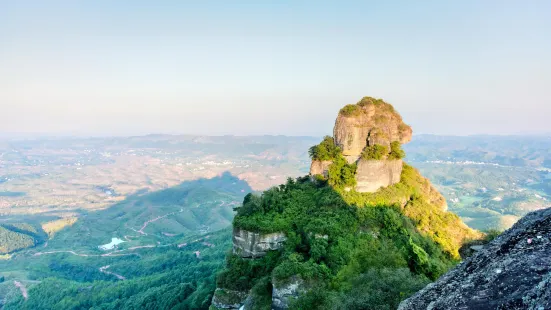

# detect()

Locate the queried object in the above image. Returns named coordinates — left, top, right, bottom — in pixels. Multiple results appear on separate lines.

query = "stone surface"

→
left=355, top=159, right=402, bottom=193
left=272, top=276, right=305, bottom=310
left=232, top=227, right=286, bottom=258
left=309, top=160, right=333, bottom=178
left=333, top=100, right=412, bottom=157
left=399, top=207, right=551, bottom=310
left=210, top=288, right=248, bottom=310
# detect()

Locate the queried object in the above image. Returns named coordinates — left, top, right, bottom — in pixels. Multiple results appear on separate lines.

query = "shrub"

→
left=361, top=144, right=388, bottom=160
left=327, top=156, right=357, bottom=189
left=388, top=141, right=406, bottom=160
left=339, top=104, right=361, bottom=116
left=309, top=136, right=341, bottom=161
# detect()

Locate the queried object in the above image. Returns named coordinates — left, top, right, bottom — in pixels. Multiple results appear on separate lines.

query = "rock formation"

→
left=212, top=96, right=478, bottom=310
left=309, top=97, right=412, bottom=192
left=232, top=228, right=286, bottom=258
left=333, top=97, right=412, bottom=161
left=399, top=207, right=551, bottom=310
left=271, top=276, right=306, bottom=310
left=308, top=160, right=332, bottom=178
left=211, top=288, right=249, bottom=310
left=355, top=159, right=403, bottom=193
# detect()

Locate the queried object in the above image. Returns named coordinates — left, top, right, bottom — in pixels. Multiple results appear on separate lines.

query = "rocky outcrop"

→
left=333, top=97, right=412, bottom=157
left=355, top=159, right=402, bottom=193
left=232, top=227, right=286, bottom=258
left=272, top=276, right=306, bottom=310
left=309, top=97, right=412, bottom=193
left=210, top=288, right=248, bottom=310
left=309, top=160, right=332, bottom=178
left=399, top=207, right=551, bottom=310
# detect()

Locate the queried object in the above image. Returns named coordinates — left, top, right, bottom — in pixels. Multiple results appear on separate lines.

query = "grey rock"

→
left=355, top=159, right=402, bottom=193
left=232, top=227, right=286, bottom=258
left=272, top=275, right=305, bottom=310
left=399, top=207, right=551, bottom=310
left=211, top=288, right=248, bottom=310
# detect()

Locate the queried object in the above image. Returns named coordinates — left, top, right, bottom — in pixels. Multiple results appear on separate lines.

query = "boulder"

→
left=399, top=207, right=551, bottom=310
left=355, top=159, right=402, bottom=193
left=232, top=228, right=286, bottom=258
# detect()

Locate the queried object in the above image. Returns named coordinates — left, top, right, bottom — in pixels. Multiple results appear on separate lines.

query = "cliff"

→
left=333, top=97, right=412, bottom=160
left=399, top=207, right=551, bottom=310
left=309, top=97, right=412, bottom=193
left=355, top=159, right=402, bottom=193
left=212, top=97, right=479, bottom=310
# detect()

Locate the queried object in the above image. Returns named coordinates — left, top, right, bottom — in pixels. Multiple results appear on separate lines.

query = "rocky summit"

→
left=309, top=97, right=412, bottom=193
left=333, top=97, right=412, bottom=160
left=399, top=207, right=551, bottom=310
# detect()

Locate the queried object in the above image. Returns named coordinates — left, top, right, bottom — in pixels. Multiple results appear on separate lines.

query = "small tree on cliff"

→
left=388, top=141, right=406, bottom=160
left=361, top=144, right=389, bottom=160
left=309, top=136, right=341, bottom=161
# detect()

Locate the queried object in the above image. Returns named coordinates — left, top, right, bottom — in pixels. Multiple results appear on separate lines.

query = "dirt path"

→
left=99, top=265, right=126, bottom=280
left=14, top=281, right=28, bottom=300
left=135, top=208, right=184, bottom=235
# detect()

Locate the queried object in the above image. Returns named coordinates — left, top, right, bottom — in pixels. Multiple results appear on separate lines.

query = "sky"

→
left=1, top=1, right=550, bottom=137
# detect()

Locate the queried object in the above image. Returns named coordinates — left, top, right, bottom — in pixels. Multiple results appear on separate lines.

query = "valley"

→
left=0, top=134, right=549, bottom=308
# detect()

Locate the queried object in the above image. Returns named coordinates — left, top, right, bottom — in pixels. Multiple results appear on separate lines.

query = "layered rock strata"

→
left=232, top=227, right=286, bottom=258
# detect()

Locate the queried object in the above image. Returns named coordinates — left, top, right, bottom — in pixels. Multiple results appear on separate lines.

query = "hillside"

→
left=0, top=174, right=249, bottom=308
left=0, top=224, right=42, bottom=254
left=211, top=97, right=480, bottom=309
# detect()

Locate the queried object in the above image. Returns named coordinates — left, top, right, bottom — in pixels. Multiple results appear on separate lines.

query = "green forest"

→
left=0, top=224, right=42, bottom=254
left=220, top=161, right=479, bottom=309
left=4, top=229, right=232, bottom=310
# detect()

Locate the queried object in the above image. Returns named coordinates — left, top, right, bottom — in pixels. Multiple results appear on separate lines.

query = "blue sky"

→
left=1, top=1, right=550, bottom=136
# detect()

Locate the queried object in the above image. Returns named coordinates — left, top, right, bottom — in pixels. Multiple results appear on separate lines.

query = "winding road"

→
left=99, top=265, right=126, bottom=280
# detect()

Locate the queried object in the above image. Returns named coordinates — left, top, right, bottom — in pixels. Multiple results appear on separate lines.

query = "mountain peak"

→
left=310, top=97, right=413, bottom=193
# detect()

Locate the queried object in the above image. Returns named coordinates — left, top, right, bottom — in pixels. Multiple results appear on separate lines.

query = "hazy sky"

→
left=1, top=1, right=550, bottom=137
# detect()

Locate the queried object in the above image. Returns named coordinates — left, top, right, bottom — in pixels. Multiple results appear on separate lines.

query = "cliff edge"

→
left=399, top=207, right=551, bottom=310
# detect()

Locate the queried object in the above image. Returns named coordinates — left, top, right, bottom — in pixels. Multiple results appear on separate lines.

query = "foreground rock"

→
left=399, top=207, right=551, bottom=310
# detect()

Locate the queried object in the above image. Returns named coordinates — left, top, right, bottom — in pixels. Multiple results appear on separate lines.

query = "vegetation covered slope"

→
left=4, top=229, right=232, bottom=310
left=0, top=224, right=44, bottom=254
left=1, top=173, right=249, bottom=309
left=218, top=163, right=480, bottom=309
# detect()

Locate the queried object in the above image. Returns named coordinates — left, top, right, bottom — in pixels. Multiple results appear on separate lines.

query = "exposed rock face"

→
left=355, top=159, right=402, bottom=193
left=232, top=227, right=286, bottom=258
left=399, top=207, right=551, bottom=310
left=309, top=160, right=333, bottom=178
left=333, top=98, right=412, bottom=157
left=272, top=276, right=305, bottom=310
left=210, top=288, right=248, bottom=310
